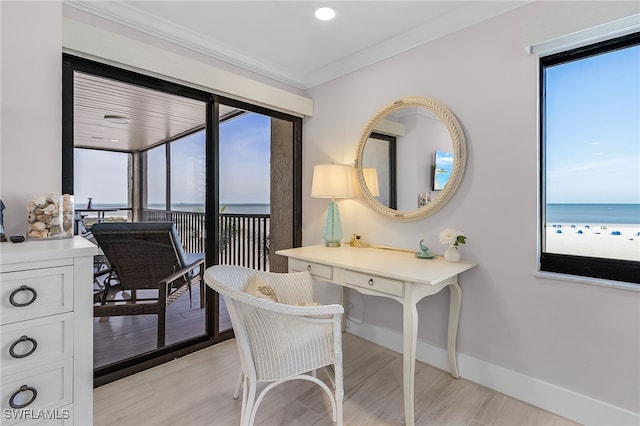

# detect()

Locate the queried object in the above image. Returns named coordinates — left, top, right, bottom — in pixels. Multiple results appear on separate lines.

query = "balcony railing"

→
left=142, top=209, right=270, bottom=271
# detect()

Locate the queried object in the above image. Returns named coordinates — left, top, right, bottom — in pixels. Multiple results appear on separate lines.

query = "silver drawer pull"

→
left=368, top=278, right=374, bottom=286
left=9, top=385, right=38, bottom=409
left=9, top=285, right=38, bottom=307
left=307, top=265, right=312, bottom=271
left=9, top=335, right=38, bottom=359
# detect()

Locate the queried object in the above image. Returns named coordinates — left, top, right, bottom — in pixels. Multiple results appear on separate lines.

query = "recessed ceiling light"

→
left=104, top=114, right=129, bottom=124
left=315, top=7, right=335, bottom=21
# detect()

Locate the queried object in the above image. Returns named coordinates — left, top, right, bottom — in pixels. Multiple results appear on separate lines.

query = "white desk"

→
left=276, top=245, right=477, bottom=426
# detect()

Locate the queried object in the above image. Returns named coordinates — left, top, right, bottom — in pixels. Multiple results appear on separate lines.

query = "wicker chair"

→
left=204, top=265, right=344, bottom=426
left=91, top=221, right=205, bottom=348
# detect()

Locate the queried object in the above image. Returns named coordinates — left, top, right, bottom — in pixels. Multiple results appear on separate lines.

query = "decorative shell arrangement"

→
left=27, top=193, right=74, bottom=239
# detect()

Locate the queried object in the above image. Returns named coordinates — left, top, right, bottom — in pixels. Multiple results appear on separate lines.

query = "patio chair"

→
left=91, top=221, right=205, bottom=348
left=204, top=265, right=344, bottom=426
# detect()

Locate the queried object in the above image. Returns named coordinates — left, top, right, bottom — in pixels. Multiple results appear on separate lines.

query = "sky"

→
left=74, top=111, right=271, bottom=206
left=544, top=43, right=639, bottom=204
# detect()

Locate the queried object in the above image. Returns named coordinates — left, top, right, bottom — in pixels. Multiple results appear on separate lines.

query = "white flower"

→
left=439, top=228, right=467, bottom=247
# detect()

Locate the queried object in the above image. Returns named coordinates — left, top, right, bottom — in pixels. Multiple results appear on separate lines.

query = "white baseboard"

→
left=346, top=321, right=639, bottom=426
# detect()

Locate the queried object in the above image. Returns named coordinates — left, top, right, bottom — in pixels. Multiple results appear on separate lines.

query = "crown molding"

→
left=65, top=1, right=530, bottom=90
left=64, top=0, right=308, bottom=89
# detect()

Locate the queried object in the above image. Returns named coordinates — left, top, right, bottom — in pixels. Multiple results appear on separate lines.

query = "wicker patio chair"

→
left=91, top=221, right=205, bottom=348
left=204, top=265, right=344, bottom=426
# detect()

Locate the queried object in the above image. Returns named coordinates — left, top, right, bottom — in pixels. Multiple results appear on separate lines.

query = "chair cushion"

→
left=246, top=275, right=280, bottom=303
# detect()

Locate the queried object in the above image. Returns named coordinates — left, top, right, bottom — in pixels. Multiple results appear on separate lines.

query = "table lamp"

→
left=311, top=164, right=353, bottom=247
left=363, top=168, right=380, bottom=197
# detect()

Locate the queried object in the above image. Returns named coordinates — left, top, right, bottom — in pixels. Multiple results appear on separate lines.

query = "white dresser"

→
left=0, top=237, right=97, bottom=425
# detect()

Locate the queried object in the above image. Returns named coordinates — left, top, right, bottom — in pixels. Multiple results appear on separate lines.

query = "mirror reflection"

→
left=355, top=97, right=466, bottom=221
left=361, top=107, right=451, bottom=210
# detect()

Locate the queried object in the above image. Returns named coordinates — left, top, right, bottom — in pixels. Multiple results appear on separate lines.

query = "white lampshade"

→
left=311, top=164, right=353, bottom=199
left=363, top=168, right=380, bottom=197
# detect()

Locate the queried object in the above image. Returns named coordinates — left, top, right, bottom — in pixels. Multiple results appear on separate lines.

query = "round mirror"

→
left=355, top=97, right=466, bottom=221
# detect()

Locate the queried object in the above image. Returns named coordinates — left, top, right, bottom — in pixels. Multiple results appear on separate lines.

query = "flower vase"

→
left=444, top=245, right=460, bottom=262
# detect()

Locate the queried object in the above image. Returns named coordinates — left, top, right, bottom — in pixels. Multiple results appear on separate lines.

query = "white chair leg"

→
left=335, top=362, right=344, bottom=426
left=233, top=372, right=243, bottom=399
left=243, top=376, right=257, bottom=426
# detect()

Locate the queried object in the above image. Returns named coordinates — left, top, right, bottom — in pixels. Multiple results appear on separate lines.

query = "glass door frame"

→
left=62, top=54, right=302, bottom=386
left=63, top=54, right=225, bottom=386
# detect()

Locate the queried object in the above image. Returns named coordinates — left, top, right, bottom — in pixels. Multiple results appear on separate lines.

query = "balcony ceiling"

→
left=74, top=72, right=238, bottom=152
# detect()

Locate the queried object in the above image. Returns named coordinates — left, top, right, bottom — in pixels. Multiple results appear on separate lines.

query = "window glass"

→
left=74, top=148, right=129, bottom=209
left=146, top=144, right=166, bottom=210
left=219, top=112, right=271, bottom=213
left=540, top=33, right=640, bottom=283
left=170, top=130, right=206, bottom=212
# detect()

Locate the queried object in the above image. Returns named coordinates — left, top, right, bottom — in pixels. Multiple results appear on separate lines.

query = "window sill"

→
left=534, top=271, right=639, bottom=292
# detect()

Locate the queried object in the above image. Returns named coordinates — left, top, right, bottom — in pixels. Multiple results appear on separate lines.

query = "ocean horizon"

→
left=546, top=203, right=640, bottom=225
left=85, top=202, right=270, bottom=215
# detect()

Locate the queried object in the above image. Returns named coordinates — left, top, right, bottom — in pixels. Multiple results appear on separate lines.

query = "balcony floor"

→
left=94, top=283, right=231, bottom=368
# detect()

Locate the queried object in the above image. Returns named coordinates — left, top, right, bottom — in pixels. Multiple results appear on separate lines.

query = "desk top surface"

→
left=276, top=245, right=477, bottom=285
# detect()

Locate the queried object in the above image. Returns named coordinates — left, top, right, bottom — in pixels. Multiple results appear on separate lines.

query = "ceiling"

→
left=74, top=72, right=240, bottom=152
left=65, top=1, right=530, bottom=90
left=68, top=1, right=530, bottom=152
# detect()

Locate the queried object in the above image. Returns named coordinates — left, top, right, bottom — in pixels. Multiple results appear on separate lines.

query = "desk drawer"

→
left=0, top=267, right=73, bottom=325
left=1, top=313, right=73, bottom=375
left=1, top=359, right=72, bottom=425
left=289, top=259, right=333, bottom=280
left=345, top=270, right=404, bottom=297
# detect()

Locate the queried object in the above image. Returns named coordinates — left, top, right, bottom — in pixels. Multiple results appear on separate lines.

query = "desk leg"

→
left=340, top=286, right=347, bottom=333
left=447, top=280, right=462, bottom=378
left=402, top=298, right=419, bottom=426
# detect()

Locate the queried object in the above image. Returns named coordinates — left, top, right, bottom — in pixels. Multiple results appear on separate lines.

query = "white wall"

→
left=304, top=1, right=639, bottom=423
left=1, top=1, right=62, bottom=237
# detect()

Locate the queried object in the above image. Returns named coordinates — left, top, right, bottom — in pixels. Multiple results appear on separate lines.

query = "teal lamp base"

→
left=322, top=200, right=343, bottom=247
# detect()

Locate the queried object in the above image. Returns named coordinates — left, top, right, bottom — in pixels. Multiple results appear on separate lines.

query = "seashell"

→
left=36, top=214, right=50, bottom=223
left=28, top=230, right=47, bottom=238
left=63, top=219, right=72, bottom=231
left=49, top=226, right=61, bottom=236
left=34, top=196, right=47, bottom=207
left=43, top=204, right=57, bottom=215
left=49, top=217, right=60, bottom=226
left=27, top=212, right=36, bottom=223
left=30, top=222, right=46, bottom=231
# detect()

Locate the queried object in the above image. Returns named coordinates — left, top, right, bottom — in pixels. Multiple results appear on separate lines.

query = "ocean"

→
left=546, top=203, right=640, bottom=225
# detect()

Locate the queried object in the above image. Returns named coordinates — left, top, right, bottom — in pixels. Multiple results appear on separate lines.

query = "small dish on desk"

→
left=415, top=251, right=435, bottom=259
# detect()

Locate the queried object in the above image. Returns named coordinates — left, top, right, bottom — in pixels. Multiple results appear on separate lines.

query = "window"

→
left=144, top=144, right=167, bottom=210
left=539, top=32, right=640, bottom=284
left=74, top=148, right=131, bottom=219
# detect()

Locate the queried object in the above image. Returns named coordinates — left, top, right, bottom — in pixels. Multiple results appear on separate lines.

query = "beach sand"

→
left=546, top=223, right=640, bottom=261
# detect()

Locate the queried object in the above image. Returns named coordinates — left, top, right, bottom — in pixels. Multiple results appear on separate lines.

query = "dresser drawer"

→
left=0, top=267, right=73, bottom=325
left=345, top=270, right=404, bottom=297
left=289, top=258, right=333, bottom=280
left=1, top=313, right=73, bottom=375
left=1, top=359, right=72, bottom=425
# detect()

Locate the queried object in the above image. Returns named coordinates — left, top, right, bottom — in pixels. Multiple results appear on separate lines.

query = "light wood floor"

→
left=94, top=333, right=580, bottom=426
